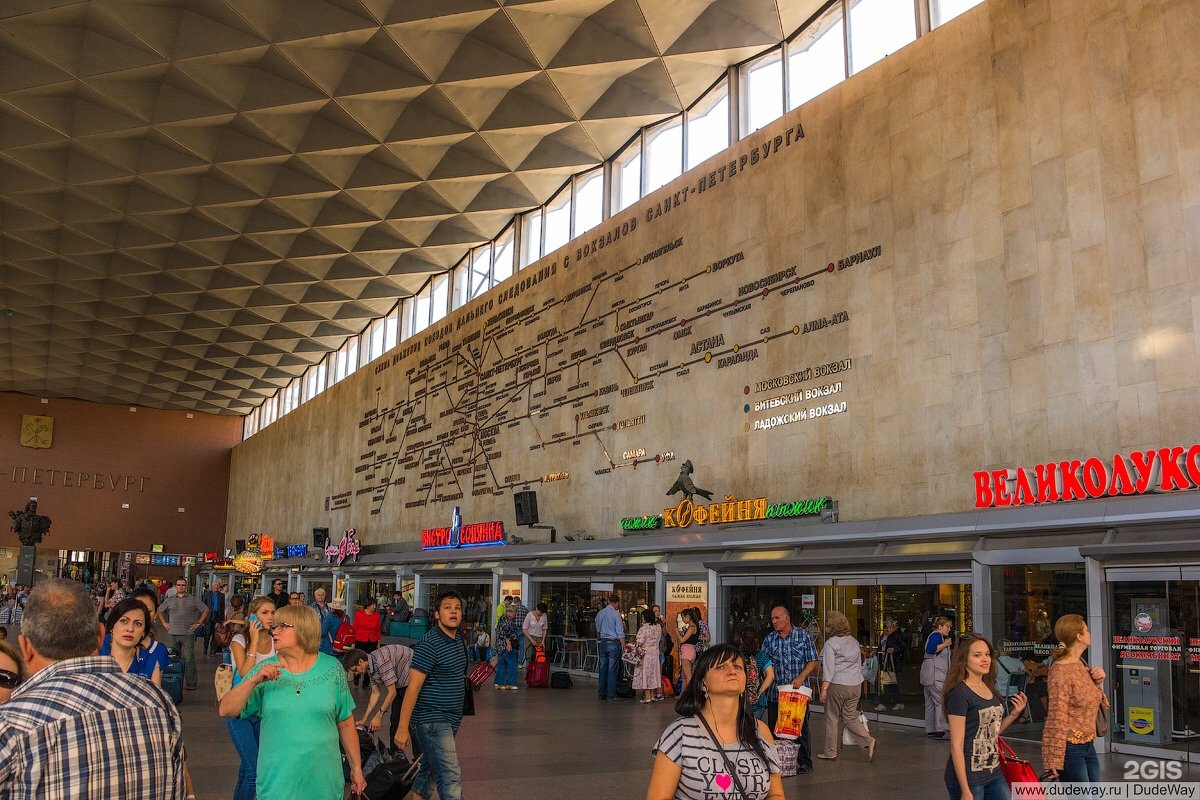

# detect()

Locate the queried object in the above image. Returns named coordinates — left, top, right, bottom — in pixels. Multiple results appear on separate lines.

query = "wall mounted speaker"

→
left=514, top=490, right=539, bottom=526
left=313, top=527, right=329, bottom=547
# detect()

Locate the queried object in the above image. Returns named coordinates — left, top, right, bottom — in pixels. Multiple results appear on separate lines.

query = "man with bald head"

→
left=763, top=605, right=819, bottom=774
left=0, top=578, right=185, bottom=799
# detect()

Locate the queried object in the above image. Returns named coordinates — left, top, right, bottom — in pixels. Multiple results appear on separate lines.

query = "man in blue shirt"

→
left=594, top=594, right=624, bottom=700
left=395, top=591, right=467, bottom=800
left=763, top=605, right=818, bottom=774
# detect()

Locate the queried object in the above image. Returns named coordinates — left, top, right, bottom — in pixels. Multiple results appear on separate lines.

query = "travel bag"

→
left=526, top=660, right=550, bottom=688
left=468, top=660, right=496, bottom=689
left=550, top=671, right=573, bottom=688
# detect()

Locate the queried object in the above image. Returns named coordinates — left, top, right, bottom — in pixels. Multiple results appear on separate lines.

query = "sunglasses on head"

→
left=0, top=669, right=21, bottom=689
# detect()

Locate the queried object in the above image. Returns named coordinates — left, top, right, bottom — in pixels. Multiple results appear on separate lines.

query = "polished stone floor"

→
left=176, top=647, right=1143, bottom=800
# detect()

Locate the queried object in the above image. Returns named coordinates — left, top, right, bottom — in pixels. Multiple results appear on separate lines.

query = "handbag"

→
left=878, top=652, right=896, bottom=685
left=1080, top=659, right=1110, bottom=737
left=460, top=637, right=475, bottom=716
left=843, top=712, right=870, bottom=745
left=997, top=737, right=1044, bottom=799
left=359, top=751, right=422, bottom=800
left=696, top=714, right=752, bottom=800
left=213, top=620, right=235, bottom=648
left=621, top=642, right=645, bottom=666
left=214, top=663, right=233, bottom=702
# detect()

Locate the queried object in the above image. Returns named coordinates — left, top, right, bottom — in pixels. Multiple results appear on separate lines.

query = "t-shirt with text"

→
left=653, top=716, right=780, bottom=800
left=943, top=683, right=1005, bottom=786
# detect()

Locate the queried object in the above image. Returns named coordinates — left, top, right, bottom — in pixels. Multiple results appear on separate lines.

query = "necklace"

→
left=277, top=656, right=320, bottom=695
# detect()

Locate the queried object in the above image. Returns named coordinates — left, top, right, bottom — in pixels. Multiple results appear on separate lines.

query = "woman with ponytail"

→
left=647, top=643, right=784, bottom=800
left=1041, top=614, right=1107, bottom=783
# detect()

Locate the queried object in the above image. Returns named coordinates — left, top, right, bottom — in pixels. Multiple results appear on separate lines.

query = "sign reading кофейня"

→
left=973, top=445, right=1200, bottom=508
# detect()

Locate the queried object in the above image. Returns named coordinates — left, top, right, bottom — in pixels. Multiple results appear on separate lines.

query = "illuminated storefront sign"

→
left=325, top=529, right=361, bottom=566
left=973, top=445, right=1200, bottom=509
left=422, top=506, right=506, bottom=549
left=621, top=496, right=831, bottom=531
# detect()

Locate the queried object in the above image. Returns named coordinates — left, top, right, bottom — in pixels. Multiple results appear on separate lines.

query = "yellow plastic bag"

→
left=774, top=684, right=811, bottom=740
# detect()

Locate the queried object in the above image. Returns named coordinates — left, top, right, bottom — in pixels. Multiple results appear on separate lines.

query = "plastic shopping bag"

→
left=774, top=684, right=812, bottom=740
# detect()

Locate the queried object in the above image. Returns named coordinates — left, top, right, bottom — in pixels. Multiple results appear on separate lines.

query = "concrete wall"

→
left=1, top=393, right=242, bottom=553
left=227, top=0, right=1200, bottom=549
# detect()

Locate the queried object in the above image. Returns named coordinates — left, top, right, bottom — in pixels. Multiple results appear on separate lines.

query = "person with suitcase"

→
left=345, top=643, right=414, bottom=750
left=522, top=602, right=549, bottom=663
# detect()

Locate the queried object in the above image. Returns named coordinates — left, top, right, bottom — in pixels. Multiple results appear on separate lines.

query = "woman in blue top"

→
left=101, top=597, right=164, bottom=684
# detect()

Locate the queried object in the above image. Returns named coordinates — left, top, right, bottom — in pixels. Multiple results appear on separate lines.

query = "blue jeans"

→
left=497, top=647, right=519, bottom=687
left=1062, top=741, right=1100, bottom=783
left=411, top=720, right=462, bottom=800
left=227, top=715, right=261, bottom=800
left=598, top=638, right=621, bottom=699
left=946, top=774, right=1010, bottom=800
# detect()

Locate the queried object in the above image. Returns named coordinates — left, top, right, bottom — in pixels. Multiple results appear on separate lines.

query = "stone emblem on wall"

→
left=19, top=415, right=53, bottom=449
left=665, top=460, right=714, bottom=502
left=9, top=499, right=52, bottom=546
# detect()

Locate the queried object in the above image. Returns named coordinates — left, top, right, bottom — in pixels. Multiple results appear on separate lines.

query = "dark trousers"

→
left=388, top=686, right=407, bottom=753
left=768, top=697, right=812, bottom=770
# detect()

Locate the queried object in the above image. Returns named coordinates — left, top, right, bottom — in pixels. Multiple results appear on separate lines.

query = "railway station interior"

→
left=2, top=0, right=1199, bottom=795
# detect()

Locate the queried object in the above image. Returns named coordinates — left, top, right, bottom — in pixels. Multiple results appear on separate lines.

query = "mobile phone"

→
left=248, top=614, right=258, bottom=626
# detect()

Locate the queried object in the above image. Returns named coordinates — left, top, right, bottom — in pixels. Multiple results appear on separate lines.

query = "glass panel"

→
left=686, top=79, right=729, bottom=170
left=931, top=0, right=985, bottom=28
left=741, top=49, right=783, bottom=134
left=788, top=5, right=846, bottom=109
left=430, top=273, right=449, bottom=324
left=645, top=116, right=683, bottom=192
left=612, top=138, right=642, bottom=212
left=573, top=169, right=603, bottom=236
left=1109, top=579, right=1197, bottom=757
left=520, top=208, right=542, bottom=267
left=369, top=318, right=385, bottom=360
left=413, top=287, right=430, bottom=334
left=849, top=0, right=917, bottom=75
left=534, top=581, right=654, bottom=641
left=344, top=334, right=358, bottom=374
left=384, top=308, right=398, bottom=350
left=469, top=245, right=491, bottom=300
left=452, top=260, right=469, bottom=310
left=493, top=227, right=514, bottom=284
left=425, top=582, right=492, bottom=623
left=543, top=185, right=571, bottom=253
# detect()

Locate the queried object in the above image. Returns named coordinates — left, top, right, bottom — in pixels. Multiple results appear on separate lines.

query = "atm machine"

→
left=1117, top=598, right=1175, bottom=746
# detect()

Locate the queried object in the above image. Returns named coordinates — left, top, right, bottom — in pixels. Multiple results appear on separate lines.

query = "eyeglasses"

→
left=0, top=669, right=21, bottom=689
left=270, top=623, right=295, bottom=634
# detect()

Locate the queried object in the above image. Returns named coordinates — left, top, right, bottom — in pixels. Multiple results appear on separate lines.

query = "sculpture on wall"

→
left=665, top=460, right=714, bottom=502
left=9, top=499, right=52, bottom=546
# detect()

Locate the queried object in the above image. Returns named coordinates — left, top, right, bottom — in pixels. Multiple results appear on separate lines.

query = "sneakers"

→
left=875, top=704, right=887, bottom=711
left=816, top=754, right=837, bottom=761
left=892, top=703, right=905, bottom=711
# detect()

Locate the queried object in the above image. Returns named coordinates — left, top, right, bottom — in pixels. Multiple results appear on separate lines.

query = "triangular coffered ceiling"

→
left=0, top=0, right=821, bottom=415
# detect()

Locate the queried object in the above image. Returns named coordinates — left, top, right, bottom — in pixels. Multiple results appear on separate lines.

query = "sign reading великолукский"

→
left=973, top=445, right=1200, bottom=508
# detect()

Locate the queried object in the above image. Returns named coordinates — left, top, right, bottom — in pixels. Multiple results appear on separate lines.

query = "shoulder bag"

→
left=460, top=636, right=475, bottom=716
left=1080, top=659, right=1109, bottom=737
left=879, top=652, right=896, bottom=686
left=695, top=714, right=752, bottom=800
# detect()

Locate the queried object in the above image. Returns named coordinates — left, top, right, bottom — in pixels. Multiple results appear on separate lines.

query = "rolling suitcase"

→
left=161, top=672, right=183, bottom=704
left=525, top=660, right=550, bottom=688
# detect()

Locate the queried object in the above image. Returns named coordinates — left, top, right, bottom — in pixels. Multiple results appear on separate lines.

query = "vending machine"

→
left=1117, top=598, right=1176, bottom=746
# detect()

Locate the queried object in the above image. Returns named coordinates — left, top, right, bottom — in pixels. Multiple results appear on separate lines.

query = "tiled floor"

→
left=180, top=649, right=1132, bottom=800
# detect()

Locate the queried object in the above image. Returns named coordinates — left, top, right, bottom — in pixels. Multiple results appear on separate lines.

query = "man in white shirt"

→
left=522, top=602, right=549, bottom=660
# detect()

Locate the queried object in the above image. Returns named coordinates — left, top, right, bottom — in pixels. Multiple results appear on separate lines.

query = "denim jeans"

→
left=1062, top=741, right=1100, bottom=783
left=497, top=647, right=519, bottom=687
left=168, top=633, right=197, bottom=685
left=226, top=715, right=261, bottom=800
left=945, top=774, right=1010, bottom=800
left=411, top=720, right=462, bottom=800
left=598, top=638, right=621, bottom=699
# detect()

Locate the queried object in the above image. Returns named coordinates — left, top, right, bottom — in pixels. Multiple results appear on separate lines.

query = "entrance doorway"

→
left=1106, top=569, right=1200, bottom=761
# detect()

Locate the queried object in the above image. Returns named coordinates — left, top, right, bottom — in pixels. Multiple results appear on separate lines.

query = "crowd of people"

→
left=0, top=573, right=1113, bottom=800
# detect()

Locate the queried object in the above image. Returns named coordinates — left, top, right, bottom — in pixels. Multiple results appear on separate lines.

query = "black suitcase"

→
left=615, top=676, right=635, bottom=699
left=550, top=671, right=572, bottom=688
left=363, top=753, right=421, bottom=800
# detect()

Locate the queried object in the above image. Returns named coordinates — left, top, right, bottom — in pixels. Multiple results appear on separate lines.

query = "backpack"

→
left=334, top=619, right=356, bottom=653
left=744, top=654, right=762, bottom=706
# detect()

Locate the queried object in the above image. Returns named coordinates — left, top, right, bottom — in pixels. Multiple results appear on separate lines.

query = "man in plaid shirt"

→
left=763, top=605, right=819, bottom=774
left=0, top=578, right=185, bottom=799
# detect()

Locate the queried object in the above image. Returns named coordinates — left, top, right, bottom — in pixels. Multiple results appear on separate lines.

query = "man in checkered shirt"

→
left=0, top=578, right=186, bottom=799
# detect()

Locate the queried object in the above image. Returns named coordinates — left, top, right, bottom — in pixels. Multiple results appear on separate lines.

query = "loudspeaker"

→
left=234, top=539, right=246, bottom=553
left=514, top=490, right=539, bottom=526
left=313, top=527, right=329, bottom=547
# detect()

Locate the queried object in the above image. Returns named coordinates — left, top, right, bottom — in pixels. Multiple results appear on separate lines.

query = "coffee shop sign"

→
left=621, top=495, right=831, bottom=531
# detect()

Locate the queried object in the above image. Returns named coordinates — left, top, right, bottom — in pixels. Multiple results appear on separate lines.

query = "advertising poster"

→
left=665, top=581, right=709, bottom=685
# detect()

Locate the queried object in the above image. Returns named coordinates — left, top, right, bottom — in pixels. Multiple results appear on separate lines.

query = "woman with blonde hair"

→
left=818, top=610, right=876, bottom=761
left=226, top=596, right=276, bottom=800
left=220, top=604, right=366, bottom=799
left=1041, top=614, right=1107, bottom=783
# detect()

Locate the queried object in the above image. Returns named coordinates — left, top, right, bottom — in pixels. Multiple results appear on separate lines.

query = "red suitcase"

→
left=525, top=660, right=550, bottom=688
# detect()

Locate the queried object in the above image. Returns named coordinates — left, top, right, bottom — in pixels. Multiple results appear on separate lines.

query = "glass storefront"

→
left=989, top=563, right=1087, bottom=740
left=726, top=577, right=971, bottom=723
left=534, top=580, right=653, bottom=638
left=425, top=580, right=492, bottom=641
left=1108, top=573, right=1200, bottom=759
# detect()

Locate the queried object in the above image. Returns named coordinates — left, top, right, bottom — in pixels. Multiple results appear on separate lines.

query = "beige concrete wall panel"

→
left=226, top=0, right=1200, bottom=542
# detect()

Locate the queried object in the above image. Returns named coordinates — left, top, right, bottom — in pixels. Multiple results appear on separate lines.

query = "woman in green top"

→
left=219, top=603, right=366, bottom=799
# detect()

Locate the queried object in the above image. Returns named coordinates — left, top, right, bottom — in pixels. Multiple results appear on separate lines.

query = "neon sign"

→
left=422, top=507, right=506, bottom=549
